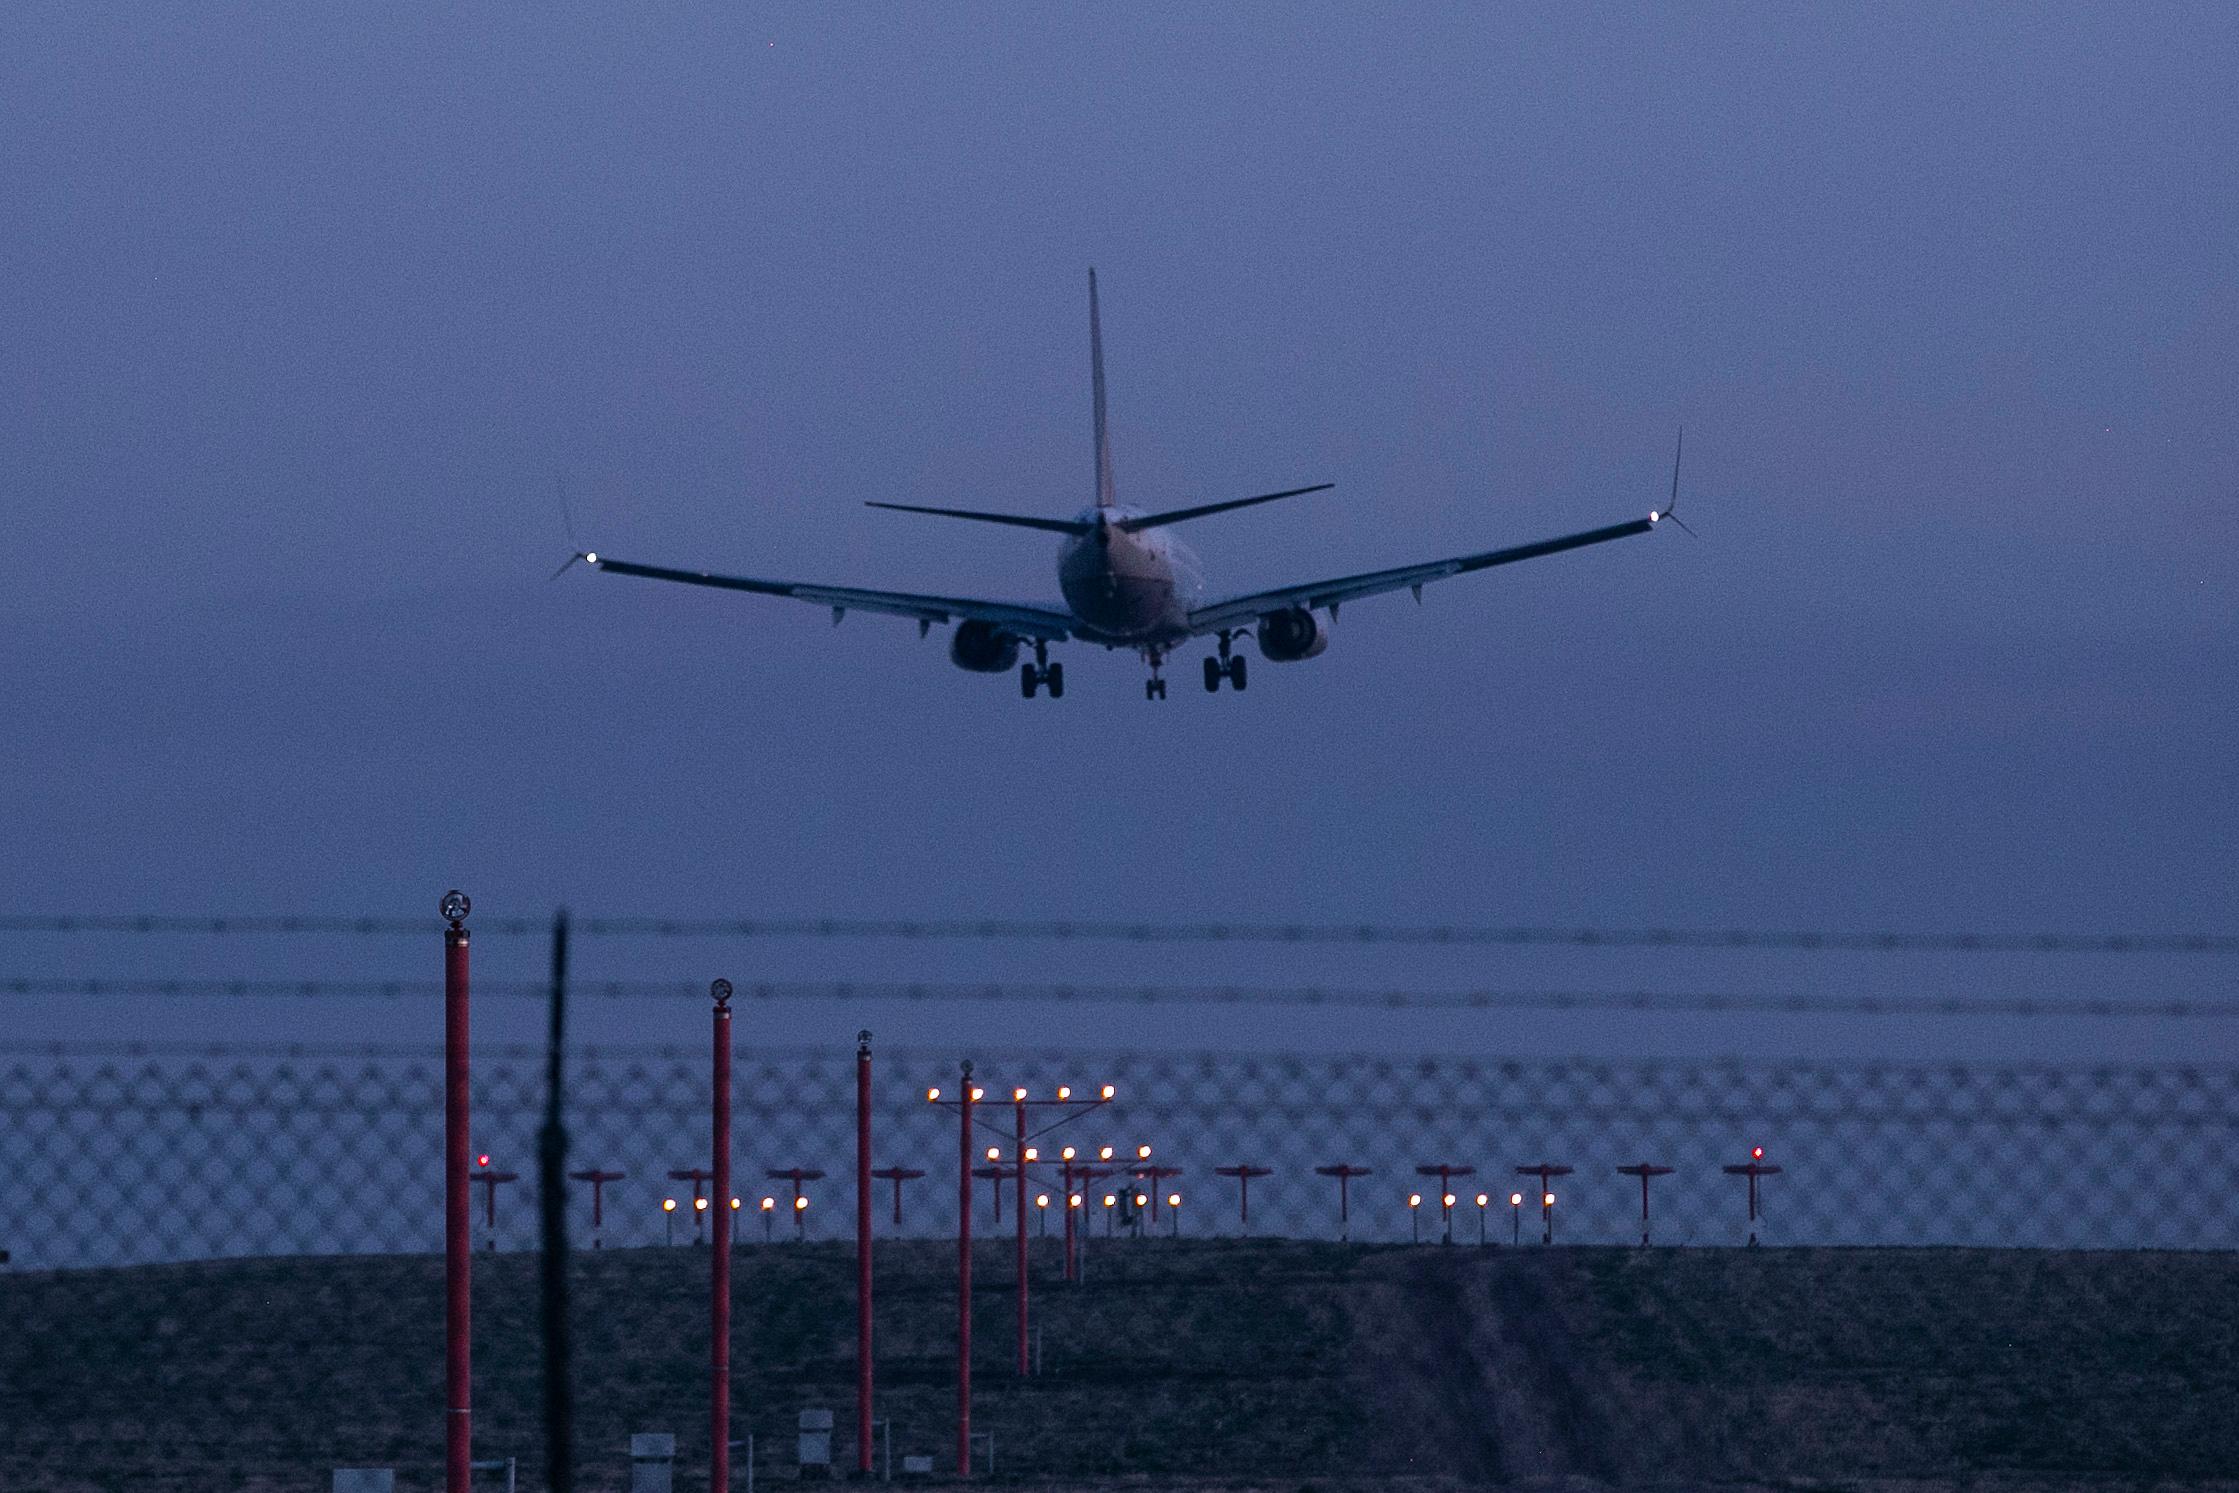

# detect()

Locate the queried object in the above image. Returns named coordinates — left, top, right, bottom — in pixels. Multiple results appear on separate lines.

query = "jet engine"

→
left=949, top=620, right=1021, bottom=673
left=1255, top=606, right=1330, bottom=662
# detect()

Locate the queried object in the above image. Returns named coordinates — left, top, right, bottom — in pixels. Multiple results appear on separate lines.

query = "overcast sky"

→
left=3, top=6, right=2233, bottom=1059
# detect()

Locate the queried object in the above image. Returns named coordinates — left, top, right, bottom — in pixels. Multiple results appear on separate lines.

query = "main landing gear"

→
left=1203, top=632, right=1248, bottom=693
left=1020, top=641, right=1064, bottom=700
left=1144, top=649, right=1167, bottom=701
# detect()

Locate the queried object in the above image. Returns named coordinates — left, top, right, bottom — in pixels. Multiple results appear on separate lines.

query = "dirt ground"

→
left=2, top=1240, right=2234, bottom=1491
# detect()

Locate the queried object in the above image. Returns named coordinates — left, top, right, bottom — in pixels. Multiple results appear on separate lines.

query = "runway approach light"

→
left=986, top=1147, right=1001, bottom=1162
left=1025, top=1147, right=1039, bottom=1161
left=1134, top=1193, right=1149, bottom=1207
left=1443, top=1193, right=1456, bottom=1208
left=1752, top=1145, right=1765, bottom=1160
left=662, top=1198, right=677, bottom=1213
left=760, top=1197, right=775, bottom=1212
left=1408, top=1193, right=1422, bottom=1208
left=1510, top=1193, right=1523, bottom=1206
left=1167, top=1193, right=1181, bottom=1208
left=1137, top=1144, right=1153, bottom=1159
left=1061, top=1146, right=1076, bottom=1161
left=730, top=1197, right=741, bottom=1210
left=1057, top=1086, right=1072, bottom=1100
left=969, top=1087, right=985, bottom=1102
left=1035, top=1194, right=1050, bottom=1208
left=794, top=1196, right=809, bottom=1212
left=1475, top=1193, right=1490, bottom=1207
left=1068, top=1195, right=1081, bottom=1209
left=1101, top=1194, right=1116, bottom=1208
left=1544, top=1193, right=1556, bottom=1207
left=1013, top=1087, right=1028, bottom=1102
left=1100, top=1085, right=1115, bottom=1100
left=694, top=1197, right=709, bottom=1212
left=1098, top=1146, right=1114, bottom=1161
left=926, top=1088, right=941, bottom=1102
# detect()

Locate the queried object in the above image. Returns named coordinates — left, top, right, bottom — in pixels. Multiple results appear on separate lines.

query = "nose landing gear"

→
left=1020, top=641, right=1064, bottom=700
left=1203, top=632, right=1249, bottom=693
left=1144, top=649, right=1168, bottom=701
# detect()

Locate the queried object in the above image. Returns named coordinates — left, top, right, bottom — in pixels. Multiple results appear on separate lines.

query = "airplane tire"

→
left=1229, top=655, right=1248, bottom=691
left=1046, top=663, right=1065, bottom=699
left=1020, top=665, right=1039, bottom=699
left=1203, top=657, right=1222, bottom=693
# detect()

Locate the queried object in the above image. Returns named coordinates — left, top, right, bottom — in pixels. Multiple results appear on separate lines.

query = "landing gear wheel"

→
left=1145, top=678, right=1167, bottom=701
left=1228, top=655, right=1247, bottom=691
left=1203, top=657, right=1222, bottom=693
left=1045, top=662, right=1064, bottom=698
left=1020, top=664, right=1040, bottom=699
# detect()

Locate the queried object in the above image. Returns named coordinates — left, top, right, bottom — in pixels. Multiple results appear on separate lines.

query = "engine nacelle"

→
left=949, top=620, right=1021, bottom=674
left=1255, top=606, right=1330, bottom=662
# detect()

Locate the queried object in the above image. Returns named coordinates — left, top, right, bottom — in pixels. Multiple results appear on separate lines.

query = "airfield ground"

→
left=3, top=1240, right=2234, bottom=1492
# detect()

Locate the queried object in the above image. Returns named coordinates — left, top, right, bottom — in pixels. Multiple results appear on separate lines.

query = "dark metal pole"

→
left=711, top=981, right=734, bottom=1492
left=538, top=910, right=575, bottom=1493
left=441, top=891, right=472, bottom=1493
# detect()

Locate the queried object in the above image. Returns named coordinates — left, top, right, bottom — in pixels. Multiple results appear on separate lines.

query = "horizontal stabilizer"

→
left=1118, top=482, right=1333, bottom=532
left=864, top=502, right=1091, bottom=535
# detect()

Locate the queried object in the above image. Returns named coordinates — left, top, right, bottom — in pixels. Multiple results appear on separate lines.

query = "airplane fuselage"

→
left=1056, top=507, right=1203, bottom=645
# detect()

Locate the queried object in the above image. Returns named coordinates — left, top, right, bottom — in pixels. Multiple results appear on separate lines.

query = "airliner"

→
left=559, top=271, right=1684, bottom=700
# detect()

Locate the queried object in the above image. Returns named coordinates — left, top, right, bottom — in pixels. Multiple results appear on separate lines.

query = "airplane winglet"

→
left=1653, top=427, right=1696, bottom=536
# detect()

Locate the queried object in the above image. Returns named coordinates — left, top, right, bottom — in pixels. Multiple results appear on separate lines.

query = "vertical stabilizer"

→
left=1090, top=268, right=1116, bottom=509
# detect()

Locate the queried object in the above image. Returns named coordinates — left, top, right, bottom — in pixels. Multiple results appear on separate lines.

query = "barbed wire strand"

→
left=3, top=975, right=2234, bottom=1019
left=0, top=913, right=2233, bottom=952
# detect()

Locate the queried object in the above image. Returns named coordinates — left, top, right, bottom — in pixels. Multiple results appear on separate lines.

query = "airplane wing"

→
left=1184, top=512, right=1663, bottom=637
left=582, top=555, right=1077, bottom=640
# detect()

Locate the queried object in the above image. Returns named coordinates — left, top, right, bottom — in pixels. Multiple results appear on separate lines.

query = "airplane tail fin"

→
left=1091, top=268, right=1116, bottom=509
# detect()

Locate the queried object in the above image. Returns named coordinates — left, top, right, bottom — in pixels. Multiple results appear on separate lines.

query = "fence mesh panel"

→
left=3, top=1038, right=2235, bottom=1491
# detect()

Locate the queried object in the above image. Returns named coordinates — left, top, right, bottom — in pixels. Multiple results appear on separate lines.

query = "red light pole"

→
left=1722, top=1147, right=1781, bottom=1246
left=1415, top=1164, right=1477, bottom=1245
left=855, top=1033, right=874, bottom=1478
left=927, top=1073, right=1115, bottom=1469
left=470, top=1162, right=518, bottom=1251
left=871, top=1166, right=925, bottom=1229
left=1615, top=1163, right=1675, bottom=1246
left=1131, top=1162, right=1182, bottom=1227
left=567, top=1169, right=627, bottom=1250
left=767, top=1168, right=825, bottom=1240
left=1515, top=1164, right=1573, bottom=1244
left=956, top=1065, right=973, bottom=1476
left=1213, top=1165, right=1273, bottom=1234
left=710, top=980, right=734, bottom=1493
left=972, top=1162, right=1018, bottom=1224
left=668, top=1168, right=716, bottom=1244
left=442, top=891, right=472, bottom=1493
left=1314, top=1164, right=1372, bottom=1241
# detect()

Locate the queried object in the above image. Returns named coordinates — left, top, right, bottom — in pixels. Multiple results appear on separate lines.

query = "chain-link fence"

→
left=5, top=1038, right=2233, bottom=1267
left=4, top=1035, right=2236, bottom=1490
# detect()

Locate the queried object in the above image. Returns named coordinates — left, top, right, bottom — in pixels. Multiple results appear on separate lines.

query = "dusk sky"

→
left=4, top=7, right=2233, bottom=1059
